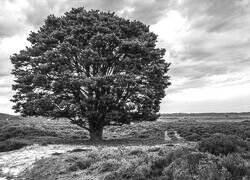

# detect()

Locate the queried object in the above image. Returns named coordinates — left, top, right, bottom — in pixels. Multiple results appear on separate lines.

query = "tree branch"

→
left=68, top=117, right=90, bottom=131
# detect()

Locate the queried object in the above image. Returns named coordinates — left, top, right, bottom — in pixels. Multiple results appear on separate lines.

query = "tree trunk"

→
left=89, top=124, right=103, bottom=141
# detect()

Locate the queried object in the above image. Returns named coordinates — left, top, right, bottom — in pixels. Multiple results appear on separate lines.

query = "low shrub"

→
left=149, top=156, right=169, bottom=177
left=0, top=125, right=56, bottom=142
left=244, top=130, right=250, bottom=138
left=20, top=144, right=250, bottom=180
left=222, top=153, right=249, bottom=179
left=185, top=133, right=201, bottom=141
left=163, top=152, right=230, bottom=180
left=138, top=134, right=150, bottom=139
left=103, top=172, right=119, bottom=180
left=198, top=133, right=250, bottom=155
left=201, top=132, right=211, bottom=139
left=167, top=120, right=250, bottom=141
left=68, top=159, right=91, bottom=171
left=97, top=159, right=121, bottom=173
left=0, top=139, right=29, bottom=152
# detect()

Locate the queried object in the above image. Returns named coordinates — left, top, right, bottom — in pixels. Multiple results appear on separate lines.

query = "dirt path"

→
left=164, top=130, right=171, bottom=140
left=174, top=131, right=183, bottom=140
left=0, top=130, right=185, bottom=179
left=0, top=144, right=96, bottom=179
left=164, top=130, right=183, bottom=141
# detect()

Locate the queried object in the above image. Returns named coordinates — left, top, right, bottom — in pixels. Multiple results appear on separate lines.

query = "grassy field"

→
left=0, top=112, right=250, bottom=152
left=0, top=114, right=171, bottom=152
left=159, top=112, right=250, bottom=122
left=0, top=112, right=250, bottom=179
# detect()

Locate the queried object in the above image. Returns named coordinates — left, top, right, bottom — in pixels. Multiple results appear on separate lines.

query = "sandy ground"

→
left=0, top=144, right=97, bottom=179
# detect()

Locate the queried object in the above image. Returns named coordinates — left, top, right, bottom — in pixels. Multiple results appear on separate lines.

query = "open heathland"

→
left=0, top=113, right=250, bottom=179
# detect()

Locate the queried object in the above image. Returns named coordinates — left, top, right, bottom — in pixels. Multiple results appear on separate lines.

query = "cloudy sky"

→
left=0, top=0, right=250, bottom=114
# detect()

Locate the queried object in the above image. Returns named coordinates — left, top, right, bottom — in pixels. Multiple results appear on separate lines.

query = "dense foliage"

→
left=198, top=133, right=250, bottom=155
left=11, top=7, right=170, bottom=140
left=167, top=121, right=250, bottom=141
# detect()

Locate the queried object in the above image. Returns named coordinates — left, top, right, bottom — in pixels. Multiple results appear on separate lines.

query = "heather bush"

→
left=18, top=135, right=250, bottom=180
left=198, top=133, right=250, bottom=155
left=244, top=130, right=250, bottom=138
left=163, top=152, right=230, bottom=180
left=129, top=148, right=147, bottom=157
left=67, top=158, right=92, bottom=171
left=185, top=133, right=201, bottom=141
left=0, top=139, right=29, bottom=152
left=0, top=125, right=56, bottom=142
left=96, top=159, right=121, bottom=173
left=222, top=153, right=249, bottom=179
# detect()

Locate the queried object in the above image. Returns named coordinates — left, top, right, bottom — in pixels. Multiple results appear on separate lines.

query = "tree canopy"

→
left=11, top=7, right=171, bottom=140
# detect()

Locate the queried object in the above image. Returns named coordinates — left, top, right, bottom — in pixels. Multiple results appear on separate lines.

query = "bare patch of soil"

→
left=0, top=144, right=96, bottom=179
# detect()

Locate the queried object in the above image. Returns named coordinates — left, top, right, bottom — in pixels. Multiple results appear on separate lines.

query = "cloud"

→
left=148, top=0, right=250, bottom=113
left=122, top=0, right=174, bottom=24
left=19, top=0, right=174, bottom=28
left=21, top=0, right=66, bottom=27
left=152, top=0, right=250, bottom=99
left=161, top=94, right=250, bottom=113
left=178, top=0, right=250, bottom=32
left=0, top=34, right=31, bottom=114
left=0, top=35, right=30, bottom=76
left=0, top=75, right=14, bottom=114
left=0, top=0, right=28, bottom=39
left=63, top=0, right=174, bottom=24
left=0, top=96, right=14, bottom=114
left=0, top=0, right=175, bottom=40
left=162, top=75, right=250, bottom=113
left=0, top=56, right=11, bottom=77
left=0, top=0, right=177, bottom=38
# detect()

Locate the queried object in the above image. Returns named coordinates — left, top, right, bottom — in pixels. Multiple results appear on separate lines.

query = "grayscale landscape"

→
left=0, top=0, right=250, bottom=180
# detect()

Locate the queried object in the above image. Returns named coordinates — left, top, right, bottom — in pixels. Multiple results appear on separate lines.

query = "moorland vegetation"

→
left=1, top=6, right=250, bottom=180
left=1, top=113, right=250, bottom=179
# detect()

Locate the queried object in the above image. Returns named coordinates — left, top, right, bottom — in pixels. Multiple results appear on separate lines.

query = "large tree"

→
left=11, top=7, right=171, bottom=140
